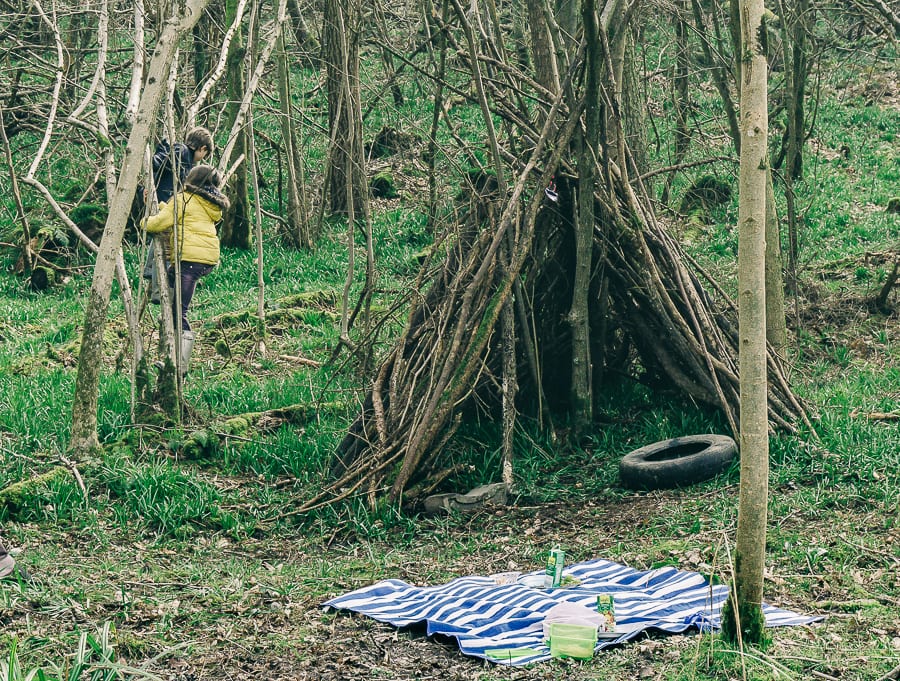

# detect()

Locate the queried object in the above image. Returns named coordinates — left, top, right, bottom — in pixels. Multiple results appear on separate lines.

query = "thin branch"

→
left=25, top=0, right=65, bottom=180
left=185, top=0, right=250, bottom=126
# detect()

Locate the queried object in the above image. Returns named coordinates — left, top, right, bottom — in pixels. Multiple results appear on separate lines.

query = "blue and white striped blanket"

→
left=323, top=558, right=820, bottom=665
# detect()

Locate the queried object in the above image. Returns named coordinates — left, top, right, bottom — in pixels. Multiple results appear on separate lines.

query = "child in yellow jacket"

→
left=143, top=165, right=230, bottom=371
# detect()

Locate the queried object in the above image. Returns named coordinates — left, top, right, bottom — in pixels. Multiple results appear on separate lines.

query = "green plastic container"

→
left=548, top=622, right=597, bottom=660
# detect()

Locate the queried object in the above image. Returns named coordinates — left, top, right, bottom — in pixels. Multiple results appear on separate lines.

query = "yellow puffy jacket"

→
left=143, top=190, right=223, bottom=266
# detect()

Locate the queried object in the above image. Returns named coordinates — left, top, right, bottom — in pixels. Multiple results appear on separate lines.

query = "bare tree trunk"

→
left=248, top=105, right=267, bottom=358
left=556, top=0, right=580, bottom=72
left=276, top=31, right=311, bottom=248
left=780, top=0, right=811, bottom=181
left=426, top=0, right=449, bottom=231
left=501, top=236, right=517, bottom=489
left=722, top=0, right=770, bottom=645
left=125, top=0, right=145, bottom=122
left=728, top=0, right=742, bottom=85
left=69, top=0, right=212, bottom=459
left=323, top=0, right=366, bottom=217
left=220, top=0, right=252, bottom=250
left=192, top=12, right=213, bottom=91
left=324, top=0, right=372, bottom=353
left=287, top=0, right=320, bottom=64
left=663, top=0, right=691, bottom=205
left=570, top=0, right=601, bottom=429
left=731, top=0, right=788, bottom=353
left=524, top=0, right=560, bottom=94
left=92, top=0, right=148, bottom=418
left=689, top=0, right=740, bottom=152
left=0, top=105, right=33, bottom=276
left=599, top=0, right=630, bottom=173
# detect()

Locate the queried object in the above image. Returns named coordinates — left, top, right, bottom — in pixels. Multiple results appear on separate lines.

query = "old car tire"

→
left=619, top=434, right=737, bottom=490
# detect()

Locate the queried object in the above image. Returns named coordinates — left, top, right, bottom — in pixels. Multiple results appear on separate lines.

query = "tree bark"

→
left=723, top=0, right=770, bottom=645
left=323, top=0, right=366, bottom=217
left=287, top=0, right=320, bottom=64
left=276, top=31, right=311, bottom=248
left=524, top=0, right=560, bottom=95
left=125, top=0, right=145, bottom=122
left=663, top=0, right=691, bottom=205
left=782, top=0, right=811, bottom=180
left=0, top=105, right=33, bottom=276
left=569, top=0, right=601, bottom=429
left=220, top=0, right=252, bottom=249
left=68, top=0, right=212, bottom=459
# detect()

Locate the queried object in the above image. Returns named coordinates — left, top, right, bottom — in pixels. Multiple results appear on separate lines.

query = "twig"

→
left=639, top=155, right=737, bottom=181
left=58, top=454, right=88, bottom=501
left=840, top=534, right=900, bottom=566
left=278, top=354, right=323, bottom=368
left=854, top=411, right=900, bottom=422
left=810, top=670, right=840, bottom=681
left=878, top=664, right=900, bottom=681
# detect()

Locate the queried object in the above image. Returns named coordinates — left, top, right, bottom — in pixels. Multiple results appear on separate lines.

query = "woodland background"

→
left=0, top=0, right=898, bottom=678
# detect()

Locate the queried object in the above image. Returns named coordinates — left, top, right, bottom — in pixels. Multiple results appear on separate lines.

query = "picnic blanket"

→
left=323, top=558, right=821, bottom=665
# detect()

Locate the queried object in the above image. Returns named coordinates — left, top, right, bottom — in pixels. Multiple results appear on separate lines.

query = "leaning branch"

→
left=185, top=0, right=250, bottom=127
left=25, top=0, right=64, bottom=180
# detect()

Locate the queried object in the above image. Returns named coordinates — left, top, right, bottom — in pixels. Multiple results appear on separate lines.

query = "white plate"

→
left=517, top=574, right=547, bottom=588
left=597, top=630, right=622, bottom=639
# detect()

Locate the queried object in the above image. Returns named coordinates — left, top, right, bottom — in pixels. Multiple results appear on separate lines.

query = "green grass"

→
left=1, top=19, right=898, bottom=681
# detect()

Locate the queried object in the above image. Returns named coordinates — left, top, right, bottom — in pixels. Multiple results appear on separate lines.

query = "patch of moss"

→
left=183, top=429, right=216, bottom=459
left=679, top=175, right=732, bottom=222
left=0, top=466, right=69, bottom=512
left=720, top=592, right=769, bottom=646
left=222, top=416, right=250, bottom=436
left=371, top=171, right=399, bottom=199
left=70, top=203, right=107, bottom=233
left=214, top=339, right=231, bottom=358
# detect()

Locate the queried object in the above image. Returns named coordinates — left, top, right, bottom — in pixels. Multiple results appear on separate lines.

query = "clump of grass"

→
left=2, top=622, right=173, bottom=681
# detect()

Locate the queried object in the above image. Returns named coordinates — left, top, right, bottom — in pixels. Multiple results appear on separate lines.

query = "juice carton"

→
left=544, top=548, right=565, bottom=588
left=596, top=593, right=616, bottom=632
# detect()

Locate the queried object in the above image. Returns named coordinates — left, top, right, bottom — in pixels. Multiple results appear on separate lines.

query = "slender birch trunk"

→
left=125, top=0, right=145, bottom=122
left=722, top=0, right=770, bottom=644
left=69, top=0, right=212, bottom=459
left=246, top=9, right=267, bottom=358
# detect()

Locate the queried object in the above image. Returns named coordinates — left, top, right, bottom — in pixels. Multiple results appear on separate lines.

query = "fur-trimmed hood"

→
left=184, top=182, right=231, bottom=211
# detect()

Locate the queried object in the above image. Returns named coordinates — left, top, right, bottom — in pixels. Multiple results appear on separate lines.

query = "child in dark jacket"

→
left=143, top=127, right=215, bottom=301
left=151, top=127, right=214, bottom=203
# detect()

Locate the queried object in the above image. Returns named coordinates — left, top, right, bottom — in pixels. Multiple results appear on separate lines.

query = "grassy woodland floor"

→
left=1, top=55, right=899, bottom=681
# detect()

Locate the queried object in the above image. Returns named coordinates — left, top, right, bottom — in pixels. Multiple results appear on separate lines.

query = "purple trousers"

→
left=167, top=261, right=214, bottom=331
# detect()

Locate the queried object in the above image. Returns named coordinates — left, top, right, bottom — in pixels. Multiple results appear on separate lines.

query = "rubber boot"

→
left=0, top=541, right=29, bottom=581
left=179, top=330, right=195, bottom=376
left=0, top=546, right=15, bottom=579
left=149, top=266, right=161, bottom=304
